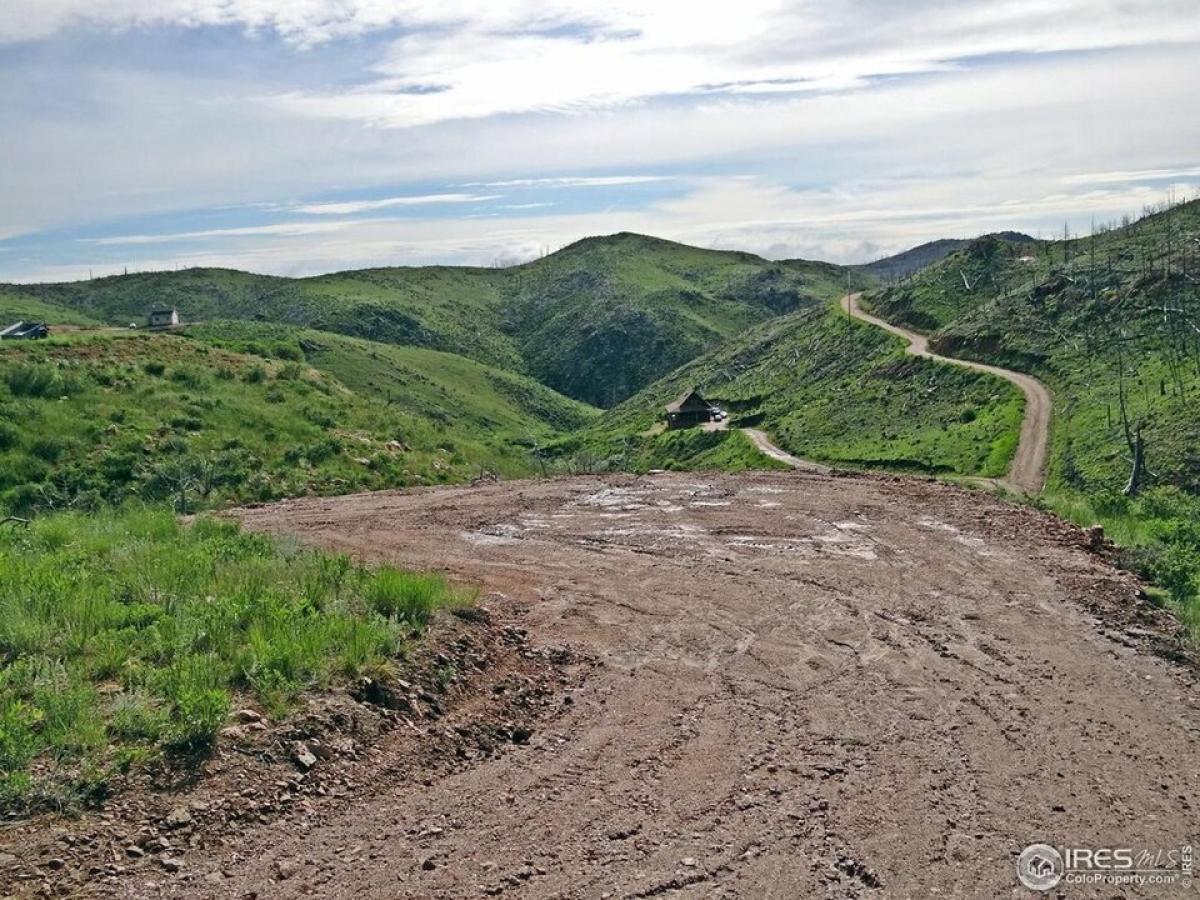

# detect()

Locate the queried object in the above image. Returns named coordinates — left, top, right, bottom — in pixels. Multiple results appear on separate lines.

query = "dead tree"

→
left=1123, top=420, right=1147, bottom=497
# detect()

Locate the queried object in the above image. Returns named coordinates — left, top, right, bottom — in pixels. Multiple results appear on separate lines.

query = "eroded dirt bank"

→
left=8, top=471, right=1196, bottom=899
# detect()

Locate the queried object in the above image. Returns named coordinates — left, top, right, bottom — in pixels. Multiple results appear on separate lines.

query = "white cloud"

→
left=263, top=0, right=1200, bottom=127
left=1, top=2, right=1198, bottom=279
left=292, top=192, right=501, bottom=215
left=465, top=176, right=672, bottom=189
left=1061, top=166, right=1200, bottom=186
left=87, top=220, right=362, bottom=245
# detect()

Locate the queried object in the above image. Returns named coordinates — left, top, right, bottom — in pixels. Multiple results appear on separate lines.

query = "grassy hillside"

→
left=182, top=320, right=597, bottom=437
left=0, top=327, right=593, bottom=515
left=0, top=293, right=99, bottom=328
left=499, top=233, right=850, bottom=406
left=854, top=231, right=1033, bottom=282
left=559, top=304, right=1023, bottom=478
left=1, top=234, right=850, bottom=408
left=862, top=199, right=1200, bottom=635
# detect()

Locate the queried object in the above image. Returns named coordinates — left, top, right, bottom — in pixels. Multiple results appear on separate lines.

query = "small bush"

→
left=0, top=421, right=19, bottom=451
left=272, top=343, right=303, bottom=362
left=169, top=366, right=207, bottom=389
left=4, top=363, right=76, bottom=398
left=29, top=436, right=68, bottom=463
left=243, top=365, right=267, bottom=384
left=142, top=361, right=166, bottom=377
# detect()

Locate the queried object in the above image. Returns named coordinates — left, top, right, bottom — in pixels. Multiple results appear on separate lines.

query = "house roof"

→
left=1, top=321, right=48, bottom=338
left=665, top=388, right=710, bottom=413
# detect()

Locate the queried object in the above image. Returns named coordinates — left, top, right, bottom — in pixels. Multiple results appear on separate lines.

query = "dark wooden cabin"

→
left=0, top=321, right=49, bottom=340
left=665, top=389, right=717, bottom=429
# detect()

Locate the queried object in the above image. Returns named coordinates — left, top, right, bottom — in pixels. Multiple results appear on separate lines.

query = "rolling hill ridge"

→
left=0, top=233, right=850, bottom=409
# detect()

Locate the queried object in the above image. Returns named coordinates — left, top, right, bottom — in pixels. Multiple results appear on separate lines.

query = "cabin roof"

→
left=665, top=389, right=710, bottom=413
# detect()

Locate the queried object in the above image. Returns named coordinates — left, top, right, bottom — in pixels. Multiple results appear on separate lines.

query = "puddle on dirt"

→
left=461, top=523, right=524, bottom=545
left=916, top=517, right=997, bottom=557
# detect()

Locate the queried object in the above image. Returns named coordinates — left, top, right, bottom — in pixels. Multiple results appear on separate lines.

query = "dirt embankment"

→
left=5, top=472, right=1196, bottom=898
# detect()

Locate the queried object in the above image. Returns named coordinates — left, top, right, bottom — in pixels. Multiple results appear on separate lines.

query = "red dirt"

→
left=6, top=471, right=1198, bottom=898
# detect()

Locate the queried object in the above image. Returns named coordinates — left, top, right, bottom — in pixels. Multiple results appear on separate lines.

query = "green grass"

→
left=862, top=199, right=1200, bottom=638
left=3, top=233, right=852, bottom=408
left=0, top=507, right=465, bottom=813
left=0, top=327, right=596, bottom=515
left=565, top=304, right=1024, bottom=478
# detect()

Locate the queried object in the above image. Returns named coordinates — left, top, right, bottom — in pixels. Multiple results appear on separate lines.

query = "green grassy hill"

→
left=0, top=326, right=595, bottom=515
left=862, top=199, right=1200, bottom=633
left=558, top=303, right=1024, bottom=477
left=1, top=234, right=849, bottom=408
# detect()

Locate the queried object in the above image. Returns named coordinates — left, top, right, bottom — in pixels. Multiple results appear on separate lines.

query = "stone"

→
left=164, top=807, right=193, bottom=829
left=292, top=742, right=318, bottom=771
left=275, top=858, right=301, bottom=880
left=160, top=857, right=184, bottom=873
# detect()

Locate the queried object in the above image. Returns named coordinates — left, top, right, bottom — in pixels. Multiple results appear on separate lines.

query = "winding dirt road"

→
left=149, top=470, right=1199, bottom=899
left=740, top=428, right=829, bottom=473
left=844, top=293, right=1051, bottom=494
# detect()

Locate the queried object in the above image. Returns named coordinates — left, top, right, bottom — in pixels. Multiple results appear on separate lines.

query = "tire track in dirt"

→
left=126, top=470, right=1198, bottom=900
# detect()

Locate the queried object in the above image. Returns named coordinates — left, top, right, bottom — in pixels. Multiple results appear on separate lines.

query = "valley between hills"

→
left=0, top=202, right=1198, bottom=898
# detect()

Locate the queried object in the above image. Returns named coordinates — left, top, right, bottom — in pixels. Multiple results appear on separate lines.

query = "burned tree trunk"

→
left=1123, top=421, right=1147, bottom=497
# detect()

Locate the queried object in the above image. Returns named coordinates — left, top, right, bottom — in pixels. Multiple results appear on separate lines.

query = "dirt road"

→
left=740, top=428, right=829, bottom=472
left=157, top=471, right=1200, bottom=899
left=845, top=294, right=1051, bottom=494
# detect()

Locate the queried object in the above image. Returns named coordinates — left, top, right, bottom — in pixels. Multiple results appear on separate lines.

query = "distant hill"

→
left=0, top=233, right=852, bottom=409
left=856, top=231, right=1034, bottom=281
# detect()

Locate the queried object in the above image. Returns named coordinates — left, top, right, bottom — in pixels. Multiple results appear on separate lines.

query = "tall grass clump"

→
left=0, top=507, right=464, bottom=813
left=363, top=569, right=453, bottom=627
left=4, top=362, right=78, bottom=398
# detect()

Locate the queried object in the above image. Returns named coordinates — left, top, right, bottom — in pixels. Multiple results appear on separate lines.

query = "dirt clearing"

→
left=11, top=471, right=1198, bottom=898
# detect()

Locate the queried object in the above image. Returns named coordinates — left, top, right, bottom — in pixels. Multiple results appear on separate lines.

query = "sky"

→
left=1, top=0, right=1199, bottom=283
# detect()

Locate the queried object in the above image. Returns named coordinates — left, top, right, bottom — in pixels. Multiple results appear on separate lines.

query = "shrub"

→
left=1153, top=543, right=1199, bottom=606
left=142, top=361, right=166, bottom=377
left=243, top=365, right=267, bottom=384
left=4, top=363, right=76, bottom=398
left=272, top=343, right=303, bottom=362
left=169, top=366, right=207, bottom=389
left=0, top=421, right=19, bottom=451
left=29, top=437, right=68, bottom=463
left=161, top=656, right=232, bottom=752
